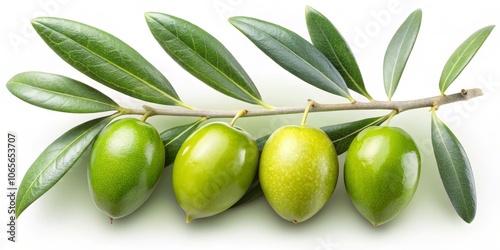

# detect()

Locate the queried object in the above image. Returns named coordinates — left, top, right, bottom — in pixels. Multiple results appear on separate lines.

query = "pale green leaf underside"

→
left=383, top=9, right=422, bottom=100
left=16, top=115, right=114, bottom=217
left=229, top=16, right=353, bottom=102
left=439, top=25, right=495, bottom=95
left=7, top=71, right=119, bottom=113
left=431, top=111, right=476, bottom=223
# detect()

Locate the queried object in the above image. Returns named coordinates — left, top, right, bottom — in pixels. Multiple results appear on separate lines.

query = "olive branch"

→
left=7, top=6, right=494, bottom=224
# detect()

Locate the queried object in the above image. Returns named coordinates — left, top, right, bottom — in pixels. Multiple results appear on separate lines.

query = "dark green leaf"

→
left=431, top=111, right=476, bottom=223
left=439, top=25, right=495, bottom=95
left=383, top=9, right=422, bottom=100
left=16, top=115, right=115, bottom=218
left=322, top=115, right=390, bottom=155
left=160, top=118, right=206, bottom=167
left=31, top=17, right=191, bottom=109
left=145, top=13, right=271, bottom=109
left=255, top=134, right=271, bottom=152
left=305, top=6, right=372, bottom=100
left=7, top=71, right=119, bottom=113
left=229, top=16, right=353, bottom=102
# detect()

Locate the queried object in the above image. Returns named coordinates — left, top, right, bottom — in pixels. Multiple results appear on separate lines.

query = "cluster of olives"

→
left=88, top=115, right=420, bottom=226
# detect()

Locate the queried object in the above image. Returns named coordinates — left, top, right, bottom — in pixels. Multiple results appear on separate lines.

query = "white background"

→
left=1, top=0, right=499, bottom=249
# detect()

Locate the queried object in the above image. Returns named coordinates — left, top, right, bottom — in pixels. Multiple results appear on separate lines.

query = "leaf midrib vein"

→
left=11, top=81, right=117, bottom=110
left=151, top=16, right=261, bottom=104
left=35, top=21, right=178, bottom=104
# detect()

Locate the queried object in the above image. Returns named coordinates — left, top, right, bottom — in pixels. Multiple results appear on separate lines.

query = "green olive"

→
left=172, top=122, right=259, bottom=222
left=259, top=125, right=339, bottom=224
left=344, top=126, right=421, bottom=226
left=88, top=118, right=165, bottom=220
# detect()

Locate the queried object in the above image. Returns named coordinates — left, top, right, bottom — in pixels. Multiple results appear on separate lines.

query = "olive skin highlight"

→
left=172, top=122, right=259, bottom=222
left=88, top=118, right=165, bottom=220
left=344, top=126, right=421, bottom=226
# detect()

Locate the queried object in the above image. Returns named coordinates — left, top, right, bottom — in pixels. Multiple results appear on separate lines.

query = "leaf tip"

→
left=463, top=213, right=476, bottom=224
left=304, top=5, right=316, bottom=14
left=31, top=16, right=56, bottom=28
left=227, top=16, right=240, bottom=25
left=485, top=24, right=495, bottom=30
left=30, top=17, right=46, bottom=30
left=144, top=12, right=164, bottom=25
left=228, top=16, right=250, bottom=26
left=15, top=194, right=26, bottom=219
left=31, top=16, right=43, bottom=24
left=413, top=8, right=423, bottom=16
left=145, top=12, right=167, bottom=21
left=15, top=208, right=22, bottom=219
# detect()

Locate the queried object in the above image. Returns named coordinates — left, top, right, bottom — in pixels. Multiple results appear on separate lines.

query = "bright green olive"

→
left=88, top=118, right=165, bottom=220
left=259, top=125, right=339, bottom=224
left=172, top=122, right=259, bottom=222
left=344, top=126, right=421, bottom=226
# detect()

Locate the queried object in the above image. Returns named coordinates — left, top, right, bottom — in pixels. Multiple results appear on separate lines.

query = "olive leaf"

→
left=383, top=9, right=422, bottom=100
left=321, top=114, right=390, bottom=154
left=229, top=16, right=354, bottom=102
left=431, top=110, right=476, bottom=223
left=7, top=71, right=120, bottom=113
left=145, top=13, right=272, bottom=109
left=305, top=6, right=372, bottom=100
left=232, top=115, right=389, bottom=208
left=439, top=25, right=495, bottom=95
left=160, top=118, right=207, bottom=167
left=31, top=17, right=191, bottom=108
left=255, top=134, right=271, bottom=152
left=16, top=115, right=115, bottom=218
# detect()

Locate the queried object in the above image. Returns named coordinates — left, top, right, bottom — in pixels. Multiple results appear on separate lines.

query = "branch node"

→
left=229, top=110, right=247, bottom=127
left=141, top=105, right=156, bottom=122
left=301, top=100, right=316, bottom=126
left=308, top=99, right=317, bottom=108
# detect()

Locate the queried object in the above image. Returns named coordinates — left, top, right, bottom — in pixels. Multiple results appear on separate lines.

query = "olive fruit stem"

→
left=385, top=110, right=398, bottom=126
left=140, top=105, right=156, bottom=122
left=122, top=88, right=482, bottom=119
left=229, top=110, right=248, bottom=127
left=300, top=100, right=316, bottom=126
